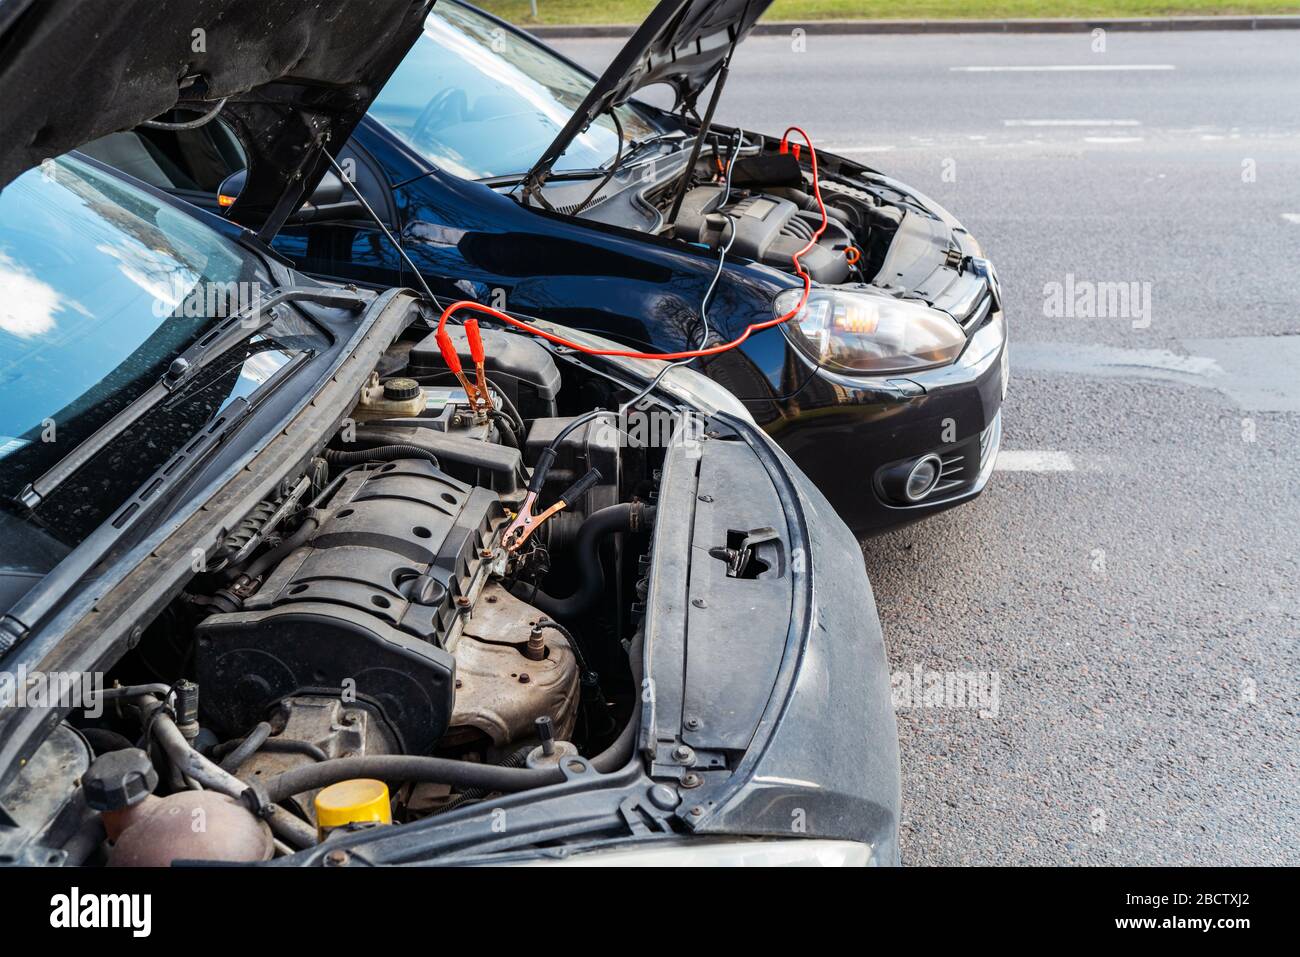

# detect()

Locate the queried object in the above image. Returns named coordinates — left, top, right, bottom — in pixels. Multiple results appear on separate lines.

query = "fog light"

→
left=904, top=455, right=942, bottom=502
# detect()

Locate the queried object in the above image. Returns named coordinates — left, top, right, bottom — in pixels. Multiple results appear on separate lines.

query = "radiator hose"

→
left=511, top=502, right=654, bottom=620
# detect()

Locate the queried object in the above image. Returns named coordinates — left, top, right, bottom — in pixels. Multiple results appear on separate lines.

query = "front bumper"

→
left=768, top=304, right=1007, bottom=535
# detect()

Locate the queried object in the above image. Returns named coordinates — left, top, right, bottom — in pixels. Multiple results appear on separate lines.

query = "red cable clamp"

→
left=441, top=325, right=491, bottom=410
left=463, top=318, right=493, bottom=412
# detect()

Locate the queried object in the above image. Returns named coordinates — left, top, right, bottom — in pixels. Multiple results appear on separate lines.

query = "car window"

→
left=0, top=155, right=283, bottom=512
left=371, top=1, right=657, bottom=180
left=81, top=118, right=248, bottom=194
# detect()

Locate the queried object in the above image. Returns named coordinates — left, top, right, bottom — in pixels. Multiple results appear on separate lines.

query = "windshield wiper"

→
left=621, top=130, right=688, bottom=161
left=0, top=331, right=320, bottom=657
left=14, top=287, right=364, bottom=511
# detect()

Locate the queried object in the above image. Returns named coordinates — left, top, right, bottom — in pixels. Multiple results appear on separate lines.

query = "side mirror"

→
left=216, top=169, right=367, bottom=224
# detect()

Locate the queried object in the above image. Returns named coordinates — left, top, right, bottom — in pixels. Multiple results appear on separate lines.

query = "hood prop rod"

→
left=664, top=45, right=736, bottom=229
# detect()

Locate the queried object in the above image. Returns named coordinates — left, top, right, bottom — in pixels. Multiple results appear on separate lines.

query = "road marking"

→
left=1282, top=213, right=1300, bottom=224
left=1004, top=119, right=1141, bottom=127
left=1083, top=136, right=1145, bottom=144
left=953, top=64, right=1175, bottom=73
left=995, top=451, right=1076, bottom=472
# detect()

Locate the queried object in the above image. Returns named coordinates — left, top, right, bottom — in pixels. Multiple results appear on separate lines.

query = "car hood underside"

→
left=523, top=0, right=772, bottom=189
left=0, top=0, right=432, bottom=233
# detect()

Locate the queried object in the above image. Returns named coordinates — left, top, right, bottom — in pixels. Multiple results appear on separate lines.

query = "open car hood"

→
left=523, top=0, right=771, bottom=191
left=0, top=0, right=434, bottom=236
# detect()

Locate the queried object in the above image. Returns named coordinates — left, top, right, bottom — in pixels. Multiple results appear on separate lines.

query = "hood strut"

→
left=664, top=47, right=735, bottom=227
left=515, top=0, right=769, bottom=205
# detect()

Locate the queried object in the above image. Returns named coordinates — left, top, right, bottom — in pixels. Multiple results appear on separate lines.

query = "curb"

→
left=526, top=15, right=1300, bottom=39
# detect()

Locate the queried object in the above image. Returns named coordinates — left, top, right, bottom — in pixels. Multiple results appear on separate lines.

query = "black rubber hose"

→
left=259, top=739, right=329, bottom=761
left=242, top=511, right=322, bottom=582
left=218, top=721, right=272, bottom=773
left=93, top=683, right=172, bottom=703
left=590, top=628, right=645, bottom=773
left=211, top=733, right=329, bottom=765
left=141, top=699, right=318, bottom=849
left=511, top=503, right=654, bottom=620
left=433, top=743, right=537, bottom=815
left=80, top=727, right=136, bottom=756
left=322, top=444, right=439, bottom=469
left=259, top=755, right=564, bottom=805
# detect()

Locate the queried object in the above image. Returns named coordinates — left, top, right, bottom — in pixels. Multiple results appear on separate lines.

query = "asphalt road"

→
left=553, top=30, right=1300, bottom=864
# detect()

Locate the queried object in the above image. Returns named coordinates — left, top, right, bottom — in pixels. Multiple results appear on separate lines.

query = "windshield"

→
left=0, top=155, right=293, bottom=542
left=370, top=1, right=657, bottom=180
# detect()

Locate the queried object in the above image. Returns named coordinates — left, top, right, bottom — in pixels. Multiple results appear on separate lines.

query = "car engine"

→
left=668, top=146, right=905, bottom=285
left=21, top=320, right=673, bottom=860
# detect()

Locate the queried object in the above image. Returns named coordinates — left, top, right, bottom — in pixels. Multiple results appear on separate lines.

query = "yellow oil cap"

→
left=314, top=779, right=392, bottom=836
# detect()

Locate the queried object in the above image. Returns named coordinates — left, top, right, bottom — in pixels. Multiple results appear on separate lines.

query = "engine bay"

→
left=6, top=319, right=679, bottom=864
left=558, top=135, right=908, bottom=286
left=669, top=147, right=904, bottom=286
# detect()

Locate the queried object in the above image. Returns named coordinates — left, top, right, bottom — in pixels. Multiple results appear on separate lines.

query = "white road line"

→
left=994, top=451, right=1076, bottom=473
left=952, top=64, right=1175, bottom=73
left=1083, top=136, right=1145, bottom=144
left=1282, top=213, right=1300, bottom=224
left=1005, top=119, right=1141, bottom=127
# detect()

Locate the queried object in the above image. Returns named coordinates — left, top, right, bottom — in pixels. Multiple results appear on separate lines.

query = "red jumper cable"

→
left=430, top=126, right=827, bottom=364
left=433, top=319, right=493, bottom=414
left=437, top=128, right=828, bottom=547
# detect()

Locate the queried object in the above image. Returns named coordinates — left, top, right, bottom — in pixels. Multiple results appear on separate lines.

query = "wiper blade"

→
left=0, top=394, right=257, bottom=656
left=0, top=335, right=316, bottom=656
left=15, top=287, right=364, bottom=510
left=184, top=287, right=366, bottom=373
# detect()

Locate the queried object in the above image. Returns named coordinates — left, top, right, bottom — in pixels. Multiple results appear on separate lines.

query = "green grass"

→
left=476, top=0, right=1300, bottom=26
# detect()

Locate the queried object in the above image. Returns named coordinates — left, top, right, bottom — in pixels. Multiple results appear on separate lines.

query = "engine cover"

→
left=196, top=459, right=505, bottom=752
left=676, top=185, right=853, bottom=284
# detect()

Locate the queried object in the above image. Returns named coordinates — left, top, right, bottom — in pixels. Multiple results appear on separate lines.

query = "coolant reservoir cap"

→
left=382, top=377, right=421, bottom=401
left=83, top=747, right=158, bottom=811
left=315, top=779, right=392, bottom=833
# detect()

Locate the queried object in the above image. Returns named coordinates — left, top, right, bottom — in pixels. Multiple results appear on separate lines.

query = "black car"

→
left=0, top=0, right=897, bottom=866
left=80, top=0, right=1007, bottom=535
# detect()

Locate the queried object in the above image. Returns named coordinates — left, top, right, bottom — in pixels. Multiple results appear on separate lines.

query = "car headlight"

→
left=775, top=287, right=967, bottom=375
left=514, top=838, right=877, bottom=867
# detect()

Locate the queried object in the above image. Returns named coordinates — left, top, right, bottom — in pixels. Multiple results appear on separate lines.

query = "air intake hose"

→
left=512, top=502, right=654, bottom=621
